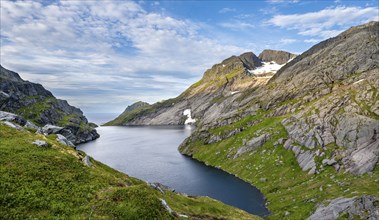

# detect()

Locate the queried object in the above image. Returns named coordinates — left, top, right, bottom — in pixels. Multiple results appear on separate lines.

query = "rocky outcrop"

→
left=0, top=66, right=99, bottom=144
left=234, top=134, right=269, bottom=159
left=309, top=196, right=379, bottom=220
left=32, top=140, right=49, bottom=148
left=258, top=49, right=296, bottom=65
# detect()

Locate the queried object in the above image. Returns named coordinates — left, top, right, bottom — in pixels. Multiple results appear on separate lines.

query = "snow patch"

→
left=249, top=61, right=285, bottom=76
left=183, top=109, right=196, bottom=124
left=231, top=91, right=240, bottom=95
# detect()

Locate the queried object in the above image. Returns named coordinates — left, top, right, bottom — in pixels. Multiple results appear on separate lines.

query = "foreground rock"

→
left=309, top=196, right=379, bottom=220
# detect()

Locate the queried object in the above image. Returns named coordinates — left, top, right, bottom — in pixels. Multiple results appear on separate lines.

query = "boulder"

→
left=24, top=121, right=39, bottom=130
left=82, top=155, right=91, bottom=167
left=0, top=111, right=26, bottom=126
left=32, top=140, right=48, bottom=148
left=56, top=134, right=75, bottom=147
left=42, top=124, right=63, bottom=135
left=2, top=121, right=26, bottom=131
left=234, top=134, right=269, bottom=158
left=308, top=196, right=379, bottom=220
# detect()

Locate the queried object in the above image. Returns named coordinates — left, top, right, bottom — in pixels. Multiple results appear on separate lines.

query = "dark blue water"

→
left=78, top=120, right=269, bottom=216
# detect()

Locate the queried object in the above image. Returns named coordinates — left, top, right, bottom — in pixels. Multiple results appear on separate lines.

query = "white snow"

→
left=231, top=91, right=240, bottom=95
left=222, top=64, right=225, bottom=67
left=183, top=109, right=196, bottom=124
left=249, top=61, right=285, bottom=76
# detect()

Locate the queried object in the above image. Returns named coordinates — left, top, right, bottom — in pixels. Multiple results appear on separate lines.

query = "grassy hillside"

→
left=179, top=71, right=379, bottom=219
left=0, top=123, right=260, bottom=220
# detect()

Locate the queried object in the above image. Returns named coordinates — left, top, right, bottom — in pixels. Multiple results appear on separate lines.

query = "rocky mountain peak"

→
left=122, top=101, right=150, bottom=114
left=258, top=49, right=297, bottom=65
left=0, top=65, right=24, bottom=82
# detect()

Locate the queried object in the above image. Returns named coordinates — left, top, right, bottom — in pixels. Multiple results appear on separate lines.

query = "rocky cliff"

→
left=258, top=49, right=297, bottom=65
left=106, top=50, right=295, bottom=126
left=0, top=65, right=99, bottom=144
left=177, top=21, right=379, bottom=219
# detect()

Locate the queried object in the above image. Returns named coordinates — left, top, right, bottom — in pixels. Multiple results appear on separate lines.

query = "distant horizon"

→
left=1, top=0, right=378, bottom=113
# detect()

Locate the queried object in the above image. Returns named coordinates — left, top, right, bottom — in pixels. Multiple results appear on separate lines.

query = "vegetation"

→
left=180, top=107, right=379, bottom=219
left=0, top=123, right=259, bottom=219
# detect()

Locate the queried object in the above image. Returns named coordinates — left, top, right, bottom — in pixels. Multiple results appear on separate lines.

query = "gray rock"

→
left=234, top=134, right=269, bottom=158
left=42, top=124, right=63, bottom=135
left=260, top=178, right=267, bottom=182
left=322, top=158, right=337, bottom=166
left=0, top=111, right=26, bottom=126
left=159, top=199, right=172, bottom=214
left=24, top=121, right=39, bottom=130
left=82, top=155, right=91, bottom=167
left=32, top=140, right=48, bottom=147
left=56, top=134, right=75, bottom=147
left=308, top=196, right=379, bottom=220
left=2, top=121, right=26, bottom=131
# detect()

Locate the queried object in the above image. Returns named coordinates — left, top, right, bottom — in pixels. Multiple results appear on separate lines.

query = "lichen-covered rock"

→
left=234, top=134, right=269, bottom=158
left=32, top=140, right=48, bottom=148
left=308, top=196, right=379, bottom=220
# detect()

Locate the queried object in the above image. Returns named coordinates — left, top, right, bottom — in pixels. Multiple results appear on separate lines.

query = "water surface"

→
left=78, top=125, right=269, bottom=216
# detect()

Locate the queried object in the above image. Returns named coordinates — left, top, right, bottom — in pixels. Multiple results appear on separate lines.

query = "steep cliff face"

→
left=177, top=22, right=379, bottom=219
left=258, top=49, right=297, bottom=65
left=0, top=66, right=99, bottom=144
left=106, top=51, right=295, bottom=126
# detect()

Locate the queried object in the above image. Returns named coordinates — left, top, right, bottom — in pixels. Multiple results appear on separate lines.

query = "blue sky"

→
left=1, top=0, right=378, bottom=113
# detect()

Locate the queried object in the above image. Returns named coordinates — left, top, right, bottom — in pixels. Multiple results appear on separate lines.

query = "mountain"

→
left=258, top=49, right=296, bottom=65
left=109, top=21, right=379, bottom=219
left=0, top=66, right=99, bottom=144
left=0, top=119, right=258, bottom=219
left=106, top=50, right=296, bottom=126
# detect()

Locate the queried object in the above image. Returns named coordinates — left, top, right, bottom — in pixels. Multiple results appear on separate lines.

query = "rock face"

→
left=0, top=66, right=99, bottom=144
left=107, top=50, right=295, bottom=126
left=308, top=196, right=379, bottom=220
left=258, top=49, right=297, bottom=65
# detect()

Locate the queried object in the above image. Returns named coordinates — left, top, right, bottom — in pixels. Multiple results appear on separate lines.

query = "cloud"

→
left=268, top=6, right=379, bottom=39
left=267, top=0, right=300, bottom=4
left=304, top=38, right=322, bottom=44
left=220, top=20, right=255, bottom=30
left=279, top=38, right=297, bottom=44
left=219, top=7, right=237, bottom=13
left=0, top=0, right=248, bottom=113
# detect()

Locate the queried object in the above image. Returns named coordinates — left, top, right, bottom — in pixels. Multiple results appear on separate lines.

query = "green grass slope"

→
left=0, top=123, right=260, bottom=220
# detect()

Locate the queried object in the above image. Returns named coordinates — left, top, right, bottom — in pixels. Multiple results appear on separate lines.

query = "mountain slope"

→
left=178, top=21, right=379, bottom=219
left=0, top=121, right=259, bottom=219
left=106, top=50, right=296, bottom=126
left=0, top=66, right=99, bottom=144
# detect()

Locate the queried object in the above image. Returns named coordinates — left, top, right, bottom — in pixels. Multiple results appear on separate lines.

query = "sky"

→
left=1, top=0, right=378, bottom=114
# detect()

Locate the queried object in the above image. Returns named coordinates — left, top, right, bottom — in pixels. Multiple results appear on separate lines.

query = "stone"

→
left=0, top=111, right=26, bottom=126
left=260, top=178, right=267, bottom=182
left=41, top=124, right=64, bottom=135
left=322, top=158, right=337, bottom=166
left=82, top=155, right=91, bottom=167
left=234, top=134, right=269, bottom=159
left=308, top=196, right=379, bottom=220
left=56, top=134, right=75, bottom=147
left=2, top=121, right=26, bottom=131
left=159, top=199, right=172, bottom=213
left=24, top=121, right=39, bottom=130
left=32, top=140, right=48, bottom=147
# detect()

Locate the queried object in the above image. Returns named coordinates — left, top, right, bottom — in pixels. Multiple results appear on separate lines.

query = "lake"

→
left=78, top=124, right=269, bottom=217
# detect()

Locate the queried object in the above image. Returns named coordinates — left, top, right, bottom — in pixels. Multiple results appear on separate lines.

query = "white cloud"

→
left=279, top=38, right=297, bottom=44
left=0, top=0, right=248, bottom=112
left=267, top=0, right=300, bottom=4
left=304, top=38, right=322, bottom=43
left=268, top=6, right=379, bottom=39
left=220, top=20, right=255, bottom=30
left=219, top=8, right=237, bottom=13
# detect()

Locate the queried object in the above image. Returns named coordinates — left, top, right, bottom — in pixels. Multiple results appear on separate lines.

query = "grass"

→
left=0, top=123, right=260, bottom=219
left=179, top=109, right=379, bottom=219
